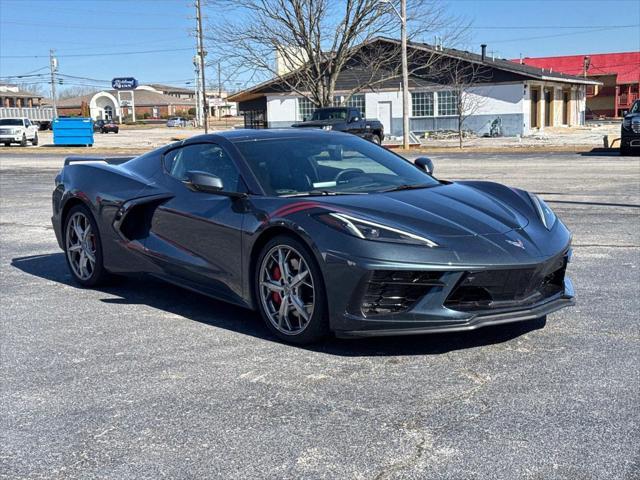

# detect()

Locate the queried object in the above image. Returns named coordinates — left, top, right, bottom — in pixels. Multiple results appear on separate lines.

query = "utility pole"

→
left=400, top=0, right=409, bottom=149
left=193, top=55, right=201, bottom=127
left=195, top=0, right=208, bottom=133
left=217, top=61, right=221, bottom=119
left=49, top=49, right=58, bottom=119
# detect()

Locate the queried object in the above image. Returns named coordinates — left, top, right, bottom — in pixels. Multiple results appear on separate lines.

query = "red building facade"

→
left=515, top=52, right=639, bottom=118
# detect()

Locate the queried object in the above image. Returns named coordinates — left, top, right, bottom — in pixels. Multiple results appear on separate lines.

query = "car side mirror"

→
left=349, top=116, right=359, bottom=123
left=185, top=170, right=224, bottom=193
left=622, top=110, right=628, bottom=116
left=184, top=171, right=247, bottom=199
left=415, top=157, right=434, bottom=175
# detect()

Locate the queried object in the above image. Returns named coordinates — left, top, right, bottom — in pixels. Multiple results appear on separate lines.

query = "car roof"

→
left=197, top=128, right=353, bottom=143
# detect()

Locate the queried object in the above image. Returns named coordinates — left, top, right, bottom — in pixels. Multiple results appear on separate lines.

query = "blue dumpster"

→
left=53, top=117, right=94, bottom=146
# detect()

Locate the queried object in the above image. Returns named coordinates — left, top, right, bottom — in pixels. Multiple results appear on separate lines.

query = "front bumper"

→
left=322, top=245, right=575, bottom=338
left=336, top=278, right=574, bottom=337
left=0, top=134, right=23, bottom=142
left=621, top=128, right=640, bottom=148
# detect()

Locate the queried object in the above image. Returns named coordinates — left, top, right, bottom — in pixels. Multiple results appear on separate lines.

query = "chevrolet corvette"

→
left=52, top=129, right=575, bottom=344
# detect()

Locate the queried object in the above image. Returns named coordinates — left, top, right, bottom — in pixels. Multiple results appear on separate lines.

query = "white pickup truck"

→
left=0, top=117, right=39, bottom=146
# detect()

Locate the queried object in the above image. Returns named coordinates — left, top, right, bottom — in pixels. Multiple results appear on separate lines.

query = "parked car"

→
left=51, top=129, right=574, bottom=344
left=292, top=107, right=384, bottom=144
left=167, top=117, right=187, bottom=127
left=0, top=117, right=39, bottom=146
left=94, top=119, right=119, bottom=134
left=620, top=100, right=640, bottom=156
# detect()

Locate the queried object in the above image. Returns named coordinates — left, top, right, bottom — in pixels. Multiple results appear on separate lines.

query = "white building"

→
left=229, top=38, right=600, bottom=137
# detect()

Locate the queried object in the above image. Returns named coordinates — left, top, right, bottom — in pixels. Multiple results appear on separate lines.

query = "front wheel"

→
left=31, top=133, right=38, bottom=146
left=63, top=204, right=110, bottom=287
left=255, top=236, right=328, bottom=344
left=371, top=134, right=382, bottom=145
left=20, top=134, right=27, bottom=147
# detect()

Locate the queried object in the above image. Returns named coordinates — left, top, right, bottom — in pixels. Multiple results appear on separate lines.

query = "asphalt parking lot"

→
left=1, top=151, right=639, bottom=479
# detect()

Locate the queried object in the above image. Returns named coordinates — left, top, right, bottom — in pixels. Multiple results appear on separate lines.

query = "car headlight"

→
left=528, top=193, right=557, bottom=230
left=316, top=212, right=438, bottom=247
left=322, top=125, right=333, bottom=131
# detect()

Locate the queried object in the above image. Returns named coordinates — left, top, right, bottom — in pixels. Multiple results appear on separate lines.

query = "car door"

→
left=145, top=142, right=247, bottom=303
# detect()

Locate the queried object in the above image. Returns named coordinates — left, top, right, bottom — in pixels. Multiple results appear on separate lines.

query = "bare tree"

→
left=17, top=83, right=47, bottom=96
left=207, top=0, right=463, bottom=108
left=57, top=86, right=98, bottom=100
left=438, top=58, right=491, bottom=148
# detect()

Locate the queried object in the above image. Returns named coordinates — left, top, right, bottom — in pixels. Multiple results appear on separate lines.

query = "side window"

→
left=163, top=143, right=242, bottom=192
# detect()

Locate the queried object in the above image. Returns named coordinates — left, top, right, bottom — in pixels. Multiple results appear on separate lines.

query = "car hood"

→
left=313, top=182, right=532, bottom=237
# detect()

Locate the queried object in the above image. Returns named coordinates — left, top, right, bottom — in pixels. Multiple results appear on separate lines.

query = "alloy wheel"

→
left=259, top=245, right=315, bottom=335
left=65, top=212, right=97, bottom=280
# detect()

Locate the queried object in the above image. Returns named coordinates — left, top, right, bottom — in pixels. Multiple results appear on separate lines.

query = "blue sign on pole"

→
left=112, top=77, right=138, bottom=90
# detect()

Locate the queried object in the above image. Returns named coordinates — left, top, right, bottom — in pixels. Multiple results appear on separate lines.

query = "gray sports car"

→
left=51, top=129, right=575, bottom=344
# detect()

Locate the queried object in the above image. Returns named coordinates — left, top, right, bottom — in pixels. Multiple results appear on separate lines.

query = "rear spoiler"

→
left=64, top=156, right=134, bottom=166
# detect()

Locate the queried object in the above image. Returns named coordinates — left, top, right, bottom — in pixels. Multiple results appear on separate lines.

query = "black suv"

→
left=621, top=100, right=640, bottom=156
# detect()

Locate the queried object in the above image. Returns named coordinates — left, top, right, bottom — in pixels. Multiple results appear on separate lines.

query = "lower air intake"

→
left=361, top=270, right=443, bottom=316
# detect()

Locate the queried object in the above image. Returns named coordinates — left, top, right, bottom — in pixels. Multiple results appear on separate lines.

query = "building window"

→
left=437, top=91, right=458, bottom=116
left=298, top=97, right=316, bottom=121
left=411, top=92, right=434, bottom=117
left=334, top=94, right=366, bottom=117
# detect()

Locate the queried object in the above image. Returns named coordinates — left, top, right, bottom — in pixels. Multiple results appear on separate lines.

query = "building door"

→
left=562, top=91, right=569, bottom=125
left=377, top=101, right=392, bottom=137
left=530, top=88, right=539, bottom=128
left=544, top=90, right=552, bottom=127
left=103, top=105, right=113, bottom=120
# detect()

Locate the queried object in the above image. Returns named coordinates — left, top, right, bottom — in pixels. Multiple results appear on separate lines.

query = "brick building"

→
left=0, top=84, right=44, bottom=108
left=516, top=52, right=640, bottom=118
left=57, top=88, right=195, bottom=120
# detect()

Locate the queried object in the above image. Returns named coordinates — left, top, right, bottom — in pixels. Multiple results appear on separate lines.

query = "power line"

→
left=0, top=20, right=184, bottom=31
left=471, top=24, right=640, bottom=29
left=486, top=25, right=639, bottom=44
left=0, top=47, right=194, bottom=59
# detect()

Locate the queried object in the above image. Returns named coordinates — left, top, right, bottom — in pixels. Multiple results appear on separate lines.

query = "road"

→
left=1, top=151, right=639, bottom=479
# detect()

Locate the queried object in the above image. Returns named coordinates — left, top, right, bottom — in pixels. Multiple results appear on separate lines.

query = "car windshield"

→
left=234, top=135, right=439, bottom=196
left=0, top=119, right=23, bottom=126
left=310, top=109, right=348, bottom=121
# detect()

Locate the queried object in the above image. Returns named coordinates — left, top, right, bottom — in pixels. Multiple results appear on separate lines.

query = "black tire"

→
left=3, top=142, right=10, bottom=147
left=620, top=145, right=632, bottom=156
left=31, top=133, right=38, bottom=146
left=372, top=134, right=382, bottom=145
left=63, top=204, right=110, bottom=287
left=19, top=134, right=27, bottom=147
left=254, top=235, right=329, bottom=344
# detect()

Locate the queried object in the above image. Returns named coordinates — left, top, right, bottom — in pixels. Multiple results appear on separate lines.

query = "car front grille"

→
left=632, top=120, right=640, bottom=134
left=361, top=270, right=444, bottom=316
left=444, top=253, right=567, bottom=312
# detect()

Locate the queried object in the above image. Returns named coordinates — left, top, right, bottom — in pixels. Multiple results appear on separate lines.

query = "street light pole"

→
left=400, top=0, right=409, bottom=149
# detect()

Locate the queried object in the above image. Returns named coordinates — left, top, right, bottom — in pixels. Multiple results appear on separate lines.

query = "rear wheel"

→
left=31, top=133, right=38, bottom=146
left=372, top=134, right=382, bottom=145
left=20, top=134, right=27, bottom=147
left=255, top=236, right=328, bottom=344
left=63, top=204, right=110, bottom=287
left=3, top=141, right=10, bottom=147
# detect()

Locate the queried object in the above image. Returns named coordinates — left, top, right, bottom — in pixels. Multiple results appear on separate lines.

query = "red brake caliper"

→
left=271, top=265, right=282, bottom=305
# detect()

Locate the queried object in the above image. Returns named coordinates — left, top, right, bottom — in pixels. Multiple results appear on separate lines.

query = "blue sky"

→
left=1, top=0, right=638, bottom=96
